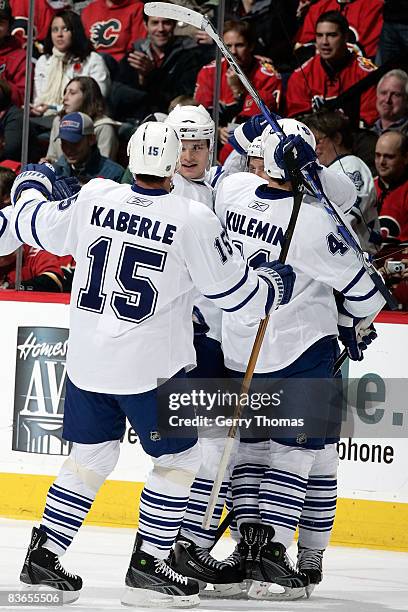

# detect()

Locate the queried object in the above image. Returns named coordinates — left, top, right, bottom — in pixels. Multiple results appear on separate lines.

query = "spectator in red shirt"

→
left=286, top=11, right=378, bottom=127
left=195, top=19, right=281, bottom=147
left=0, top=0, right=26, bottom=106
left=9, top=0, right=59, bottom=49
left=375, top=130, right=408, bottom=242
left=0, top=244, right=64, bottom=291
left=296, top=0, right=383, bottom=59
left=81, top=0, right=145, bottom=63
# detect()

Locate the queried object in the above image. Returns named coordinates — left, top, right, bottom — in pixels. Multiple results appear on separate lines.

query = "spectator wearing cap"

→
left=0, top=0, right=27, bottom=106
left=53, top=111, right=124, bottom=183
left=286, top=11, right=378, bottom=127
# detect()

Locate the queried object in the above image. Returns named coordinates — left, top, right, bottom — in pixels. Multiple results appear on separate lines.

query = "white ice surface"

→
left=0, top=518, right=407, bottom=611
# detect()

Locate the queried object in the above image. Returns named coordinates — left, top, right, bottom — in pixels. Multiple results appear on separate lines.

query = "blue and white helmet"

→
left=262, top=118, right=316, bottom=180
left=165, top=104, right=215, bottom=155
left=127, top=122, right=181, bottom=177
left=247, top=136, right=264, bottom=158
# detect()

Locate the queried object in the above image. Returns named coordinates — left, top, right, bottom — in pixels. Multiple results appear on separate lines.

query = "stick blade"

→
left=144, top=2, right=205, bottom=29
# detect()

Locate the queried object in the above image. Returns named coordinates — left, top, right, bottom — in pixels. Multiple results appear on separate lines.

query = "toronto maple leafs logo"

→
left=346, top=170, right=364, bottom=191
left=90, top=19, right=121, bottom=49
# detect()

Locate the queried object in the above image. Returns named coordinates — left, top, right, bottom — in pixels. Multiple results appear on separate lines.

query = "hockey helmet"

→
left=262, top=118, right=316, bottom=180
left=127, top=121, right=181, bottom=178
left=247, top=136, right=264, bottom=158
left=165, top=104, right=215, bottom=155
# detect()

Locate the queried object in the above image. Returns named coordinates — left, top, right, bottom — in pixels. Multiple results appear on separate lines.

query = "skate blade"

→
left=121, top=587, right=200, bottom=608
left=20, top=582, right=80, bottom=604
left=306, top=584, right=316, bottom=599
left=248, top=580, right=306, bottom=601
left=200, top=582, right=248, bottom=599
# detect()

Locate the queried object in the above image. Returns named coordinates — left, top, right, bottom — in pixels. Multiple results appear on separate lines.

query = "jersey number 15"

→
left=77, top=237, right=167, bottom=324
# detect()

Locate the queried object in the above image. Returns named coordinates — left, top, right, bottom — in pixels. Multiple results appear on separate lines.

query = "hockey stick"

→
left=144, top=2, right=397, bottom=312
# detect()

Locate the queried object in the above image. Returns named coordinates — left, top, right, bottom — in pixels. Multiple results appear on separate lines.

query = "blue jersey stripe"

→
left=205, top=265, right=250, bottom=300
left=223, top=281, right=260, bottom=313
left=0, top=211, right=7, bottom=238
left=31, top=201, right=46, bottom=249
left=342, top=267, right=365, bottom=294
left=346, top=285, right=378, bottom=301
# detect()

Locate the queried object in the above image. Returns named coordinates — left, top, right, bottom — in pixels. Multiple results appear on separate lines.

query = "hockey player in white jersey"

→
left=10, top=122, right=296, bottom=608
left=214, top=118, right=385, bottom=600
left=164, top=103, right=244, bottom=590
left=0, top=206, right=21, bottom=255
left=230, top=114, right=358, bottom=215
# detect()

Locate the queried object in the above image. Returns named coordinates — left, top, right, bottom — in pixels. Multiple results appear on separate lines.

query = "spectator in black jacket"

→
left=376, top=0, right=408, bottom=65
left=225, top=0, right=298, bottom=72
left=0, top=80, right=39, bottom=163
left=109, top=13, right=205, bottom=121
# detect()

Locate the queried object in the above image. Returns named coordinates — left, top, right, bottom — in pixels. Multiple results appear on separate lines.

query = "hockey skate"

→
left=239, top=523, right=308, bottom=601
left=121, top=534, right=200, bottom=608
left=297, top=546, right=323, bottom=598
left=20, top=527, right=82, bottom=604
left=170, top=535, right=246, bottom=599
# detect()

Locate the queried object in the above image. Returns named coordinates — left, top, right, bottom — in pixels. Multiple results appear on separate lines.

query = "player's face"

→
left=179, top=140, right=209, bottom=179
left=146, top=17, right=175, bottom=49
left=248, top=157, right=268, bottom=181
left=61, top=135, right=92, bottom=166
left=314, top=131, right=337, bottom=166
left=376, top=76, right=408, bottom=122
left=315, top=22, right=347, bottom=61
left=51, top=17, right=72, bottom=53
left=224, top=30, right=253, bottom=68
left=375, top=132, right=408, bottom=182
left=63, top=81, right=84, bottom=113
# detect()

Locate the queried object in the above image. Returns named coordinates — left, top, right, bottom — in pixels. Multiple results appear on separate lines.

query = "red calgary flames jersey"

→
left=375, top=176, right=408, bottom=242
left=195, top=57, right=281, bottom=118
left=286, top=53, right=378, bottom=126
left=81, top=0, right=146, bottom=62
left=296, top=0, right=383, bottom=59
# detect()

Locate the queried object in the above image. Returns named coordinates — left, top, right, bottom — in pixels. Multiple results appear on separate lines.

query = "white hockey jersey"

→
left=0, top=206, right=22, bottom=255
left=12, top=180, right=271, bottom=393
left=215, top=173, right=385, bottom=373
left=329, top=155, right=380, bottom=254
left=172, top=172, right=222, bottom=341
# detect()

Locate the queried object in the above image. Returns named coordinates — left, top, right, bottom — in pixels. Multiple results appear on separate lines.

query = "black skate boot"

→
left=170, top=535, right=245, bottom=599
left=20, top=527, right=82, bottom=604
left=297, top=546, right=323, bottom=598
left=239, top=523, right=309, bottom=601
left=121, top=534, right=200, bottom=608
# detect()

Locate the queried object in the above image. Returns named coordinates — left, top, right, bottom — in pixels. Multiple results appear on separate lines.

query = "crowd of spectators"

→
left=1, top=0, right=408, bottom=308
